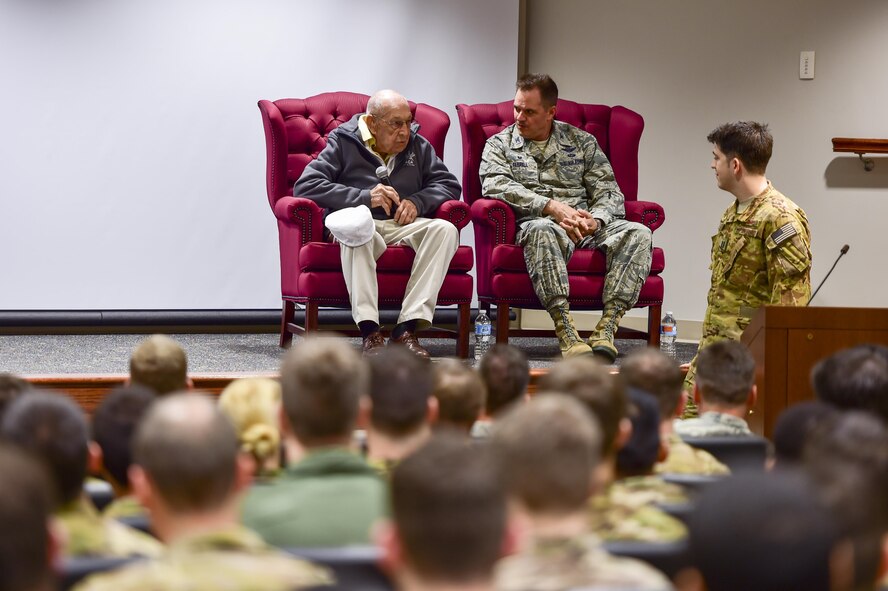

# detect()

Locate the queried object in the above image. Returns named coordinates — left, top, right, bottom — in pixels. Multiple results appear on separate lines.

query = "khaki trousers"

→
left=340, top=218, right=459, bottom=328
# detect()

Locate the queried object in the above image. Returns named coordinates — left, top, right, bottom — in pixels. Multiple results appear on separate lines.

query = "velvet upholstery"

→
left=259, top=92, right=472, bottom=356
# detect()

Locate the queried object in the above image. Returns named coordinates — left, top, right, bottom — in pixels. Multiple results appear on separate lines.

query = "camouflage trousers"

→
left=517, top=217, right=652, bottom=310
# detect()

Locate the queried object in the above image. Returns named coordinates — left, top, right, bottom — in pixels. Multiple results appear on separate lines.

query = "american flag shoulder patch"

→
left=770, top=222, right=797, bottom=245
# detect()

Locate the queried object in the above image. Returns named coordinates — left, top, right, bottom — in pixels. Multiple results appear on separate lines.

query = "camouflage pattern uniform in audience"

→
left=57, top=496, right=162, bottom=558
left=654, top=433, right=730, bottom=476
left=495, top=533, right=671, bottom=591
left=673, top=412, right=752, bottom=438
left=683, top=183, right=810, bottom=399
left=102, top=495, right=146, bottom=521
left=73, top=526, right=331, bottom=591
left=589, top=477, right=687, bottom=542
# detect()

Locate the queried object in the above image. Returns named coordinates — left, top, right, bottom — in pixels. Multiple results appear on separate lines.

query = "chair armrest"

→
left=470, top=198, right=517, bottom=245
left=626, top=200, right=666, bottom=232
left=273, top=196, right=325, bottom=245
left=434, top=200, right=471, bottom=231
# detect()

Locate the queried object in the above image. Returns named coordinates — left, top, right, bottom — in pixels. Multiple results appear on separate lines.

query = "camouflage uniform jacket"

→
left=495, top=533, right=673, bottom=590
left=654, top=433, right=730, bottom=476
left=480, top=120, right=625, bottom=225
left=57, top=495, right=162, bottom=558
left=102, top=495, right=146, bottom=520
left=674, top=411, right=752, bottom=438
left=589, top=477, right=688, bottom=542
left=72, top=525, right=332, bottom=591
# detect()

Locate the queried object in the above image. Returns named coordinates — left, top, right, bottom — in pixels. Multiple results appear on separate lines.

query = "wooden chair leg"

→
left=305, top=301, right=319, bottom=333
left=648, top=304, right=662, bottom=347
left=280, top=301, right=295, bottom=349
left=496, top=303, right=510, bottom=344
left=456, top=303, right=470, bottom=358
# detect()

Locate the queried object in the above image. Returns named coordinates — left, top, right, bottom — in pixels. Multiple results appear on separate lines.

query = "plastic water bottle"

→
left=473, top=310, right=492, bottom=365
left=660, top=311, right=677, bottom=358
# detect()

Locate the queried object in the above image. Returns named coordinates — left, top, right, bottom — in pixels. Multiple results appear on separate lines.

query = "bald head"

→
left=367, top=89, right=408, bottom=118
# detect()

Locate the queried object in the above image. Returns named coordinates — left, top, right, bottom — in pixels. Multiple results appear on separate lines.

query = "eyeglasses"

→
left=376, top=116, right=413, bottom=131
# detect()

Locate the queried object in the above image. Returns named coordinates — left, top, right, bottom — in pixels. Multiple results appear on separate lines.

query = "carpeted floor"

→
left=0, top=333, right=699, bottom=375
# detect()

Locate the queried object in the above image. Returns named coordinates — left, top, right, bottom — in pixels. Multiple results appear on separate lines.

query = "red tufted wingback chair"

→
left=456, top=99, right=665, bottom=346
left=259, top=92, right=473, bottom=356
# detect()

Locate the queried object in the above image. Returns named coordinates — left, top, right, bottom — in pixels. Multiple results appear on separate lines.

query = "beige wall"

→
left=525, top=0, right=888, bottom=332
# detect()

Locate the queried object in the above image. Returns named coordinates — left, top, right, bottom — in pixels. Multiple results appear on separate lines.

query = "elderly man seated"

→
left=294, top=89, right=462, bottom=359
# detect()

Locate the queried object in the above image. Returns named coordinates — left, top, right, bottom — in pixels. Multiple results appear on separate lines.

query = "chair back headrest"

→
left=456, top=99, right=643, bottom=204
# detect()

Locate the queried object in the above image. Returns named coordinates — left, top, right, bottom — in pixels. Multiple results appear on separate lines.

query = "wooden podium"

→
left=741, top=306, right=888, bottom=438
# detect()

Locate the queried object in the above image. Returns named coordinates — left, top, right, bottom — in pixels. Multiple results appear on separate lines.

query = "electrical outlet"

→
left=800, top=51, right=815, bottom=79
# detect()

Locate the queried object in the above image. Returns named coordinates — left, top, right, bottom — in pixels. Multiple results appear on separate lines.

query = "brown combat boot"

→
left=548, top=305, right=594, bottom=359
left=586, top=305, right=626, bottom=363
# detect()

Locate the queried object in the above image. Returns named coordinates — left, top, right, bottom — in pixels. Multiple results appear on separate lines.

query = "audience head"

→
left=771, top=401, right=838, bottom=467
left=492, top=394, right=602, bottom=516
left=129, top=334, right=189, bottom=395
left=91, top=384, right=156, bottom=491
left=432, top=358, right=485, bottom=434
left=1, top=391, right=89, bottom=505
left=619, top=347, right=684, bottom=421
left=811, top=344, right=888, bottom=424
left=538, top=356, right=625, bottom=456
left=479, top=344, right=529, bottom=418
left=387, top=434, right=507, bottom=587
left=616, top=389, right=662, bottom=478
left=0, top=444, right=55, bottom=591
left=0, top=373, right=33, bottom=426
left=694, top=339, right=756, bottom=410
left=218, top=378, right=282, bottom=475
left=706, top=121, right=773, bottom=176
left=368, top=346, right=435, bottom=437
left=684, top=471, right=843, bottom=591
left=133, top=393, right=243, bottom=515
left=279, top=336, right=367, bottom=447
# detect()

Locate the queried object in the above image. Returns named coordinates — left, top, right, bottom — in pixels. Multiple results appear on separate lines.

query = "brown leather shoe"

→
left=362, top=332, right=387, bottom=356
left=389, top=331, right=431, bottom=360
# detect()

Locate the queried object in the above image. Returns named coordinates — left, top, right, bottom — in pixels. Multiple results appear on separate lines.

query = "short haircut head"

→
left=0, top=444, right=54, bottom=591
left=811, top=344, right=888, bottom=423
left=280, top=336, right=367, bottom=445
left=133, top=394, right=240, bottom=512
left=689, top=471, right=839, bottom=591
left=367, top=89, right=408, bottom=118
left=432, top=359, right=485, bottom=432
left=492, top=394, right=601, bottom=514
left=1, top=391, right=88, bottom=505
left=772, top=401, right=838, bottom=466
left=368, top=346, right=433, bottom=437
left=516, top=73, right=558, bottom=108
left=619, top=347, right=684, bottom=421
left=695, top=340, right=756, bottom=406
left=538, top=357, right=625, bottom=455
left=616, top=389, right=661, bottom=476
left=707, top=121, right=773, bottom=175
left=391, top=434, right=506, bottom=584
left=479, top=344, right=529, bottom=417
left=0, top=373, right=33, bottom=427
left=129, top=334, right=188, bottom=395
left=91, top=385, right=156, bottom=488
left=217, top=378, right=281, bottom=468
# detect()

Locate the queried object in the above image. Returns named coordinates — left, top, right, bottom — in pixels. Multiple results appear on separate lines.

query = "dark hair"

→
left=811, top=344, right=888, bottom=423
left=619, top=348, right=684, bottom=421
left=91, top=385, right=156, bottom=488
left=129, top=334, right=188, bottom=395
left=368, top=346, right=432, bottom=437
left=479, top=344, right=529, bottom=416
left=391, top=434, right=506, bottom=584
left=616, top=389, right=661, bottom=477
left=0, top=444, right=54, bottom=591
left=772, top=401, right=838, bottom=466
left=538, top=357, right=625, bottom=455
left=516, top=73, right=558, bottom=108
left=707, top=121, right=773, bottom=175
left=695, top=340, right=756, bottom=406
left=432, top=359, right=485, bottom=433
left=133, top=394, right=240, bottom=512
left=1, top=391, right=88, bottom=505
left=280, top=337, right=366, bottom=446
left=492, top=394, right=601, bottom=514
left=0, top=373, right=33, bottom=427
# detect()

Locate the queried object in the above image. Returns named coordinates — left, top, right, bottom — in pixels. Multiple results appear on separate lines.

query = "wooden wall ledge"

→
left=831, top=138, right=888, bottom=171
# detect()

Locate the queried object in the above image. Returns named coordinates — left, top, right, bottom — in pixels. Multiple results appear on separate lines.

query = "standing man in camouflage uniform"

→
left=480, top=74, right=653, bottom=361
left=684, top=122, right=811, bottom=396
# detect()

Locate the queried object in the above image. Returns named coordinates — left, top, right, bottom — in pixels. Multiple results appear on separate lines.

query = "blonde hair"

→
left=218, top=378, right=281, bottom=471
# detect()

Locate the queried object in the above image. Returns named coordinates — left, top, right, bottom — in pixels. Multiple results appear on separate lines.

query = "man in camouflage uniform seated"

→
left=684, top=121, right=811, bottom=398
left=491, top=395, right=672, bottom=590
left=1, top=392, right=162, bottom=559
left=480, top=73, right=653, bottom=362
left=675, top=340, right=755, bottom=438
left=75, top=394, right=330, bottom=591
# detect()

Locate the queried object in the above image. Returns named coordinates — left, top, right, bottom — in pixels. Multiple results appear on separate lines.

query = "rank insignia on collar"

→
left=770, top=222, right=797, bottom=245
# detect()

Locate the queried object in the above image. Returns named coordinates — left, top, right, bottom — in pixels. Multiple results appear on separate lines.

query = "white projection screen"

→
left=0, top=0, right=519, bottom=310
